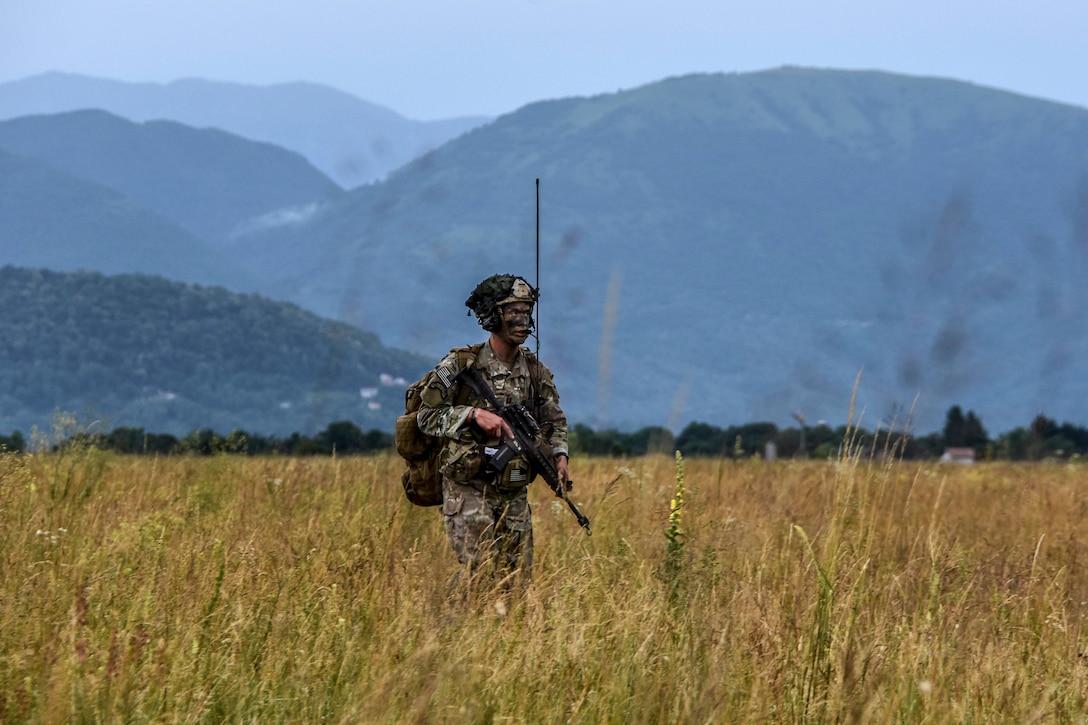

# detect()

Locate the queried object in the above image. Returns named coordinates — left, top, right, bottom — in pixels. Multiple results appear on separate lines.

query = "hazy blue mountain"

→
left=0, top=72, right=492, bottom=188
left=4, top=67, right=1086, bottom=435
left=229, top=68, right=1088, bottom=434
left=0, top=267, right=432, bottom=437
left=0, top=109, right=342, bottom=243
left=0, top=149, right=257, bottom=289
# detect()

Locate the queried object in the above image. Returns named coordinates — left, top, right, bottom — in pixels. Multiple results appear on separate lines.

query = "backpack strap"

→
left=521, top=348, right=543, bottom=413
left=448, top=343, right=484, bottom=406
left=453, top=342, right=485, bottom=365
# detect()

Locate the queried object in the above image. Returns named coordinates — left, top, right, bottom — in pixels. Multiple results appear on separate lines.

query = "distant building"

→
left=380, top=374, right=408, bottom=387
left=940, top=447, right=975, bottom=464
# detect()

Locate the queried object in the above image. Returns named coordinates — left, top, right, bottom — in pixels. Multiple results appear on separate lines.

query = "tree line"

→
left=613, top=406, right=1088, bottom=462
left=0, top=421, right=394, bottom=457
left=2, top=405, right=1087, bottom=461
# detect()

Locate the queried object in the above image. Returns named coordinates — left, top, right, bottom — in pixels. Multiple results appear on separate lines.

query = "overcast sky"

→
left=2, top=0, right=1086, bottom=120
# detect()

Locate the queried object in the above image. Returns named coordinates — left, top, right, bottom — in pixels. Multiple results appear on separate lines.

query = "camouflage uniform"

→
left=416, top=340, right=568, bottom=576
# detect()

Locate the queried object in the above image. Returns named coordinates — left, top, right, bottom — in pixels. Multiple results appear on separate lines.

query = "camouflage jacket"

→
left=416, top=341, right=568, bottom=486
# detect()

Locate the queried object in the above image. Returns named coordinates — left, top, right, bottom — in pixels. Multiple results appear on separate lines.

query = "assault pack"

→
left=393, top=344, right=483, bottom=506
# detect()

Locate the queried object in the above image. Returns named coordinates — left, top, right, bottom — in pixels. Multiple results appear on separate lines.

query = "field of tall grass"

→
left=3, top=439, right=1088, bottom=722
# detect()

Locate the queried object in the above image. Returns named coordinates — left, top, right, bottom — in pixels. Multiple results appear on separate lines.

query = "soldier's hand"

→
left=470, top=407, right=513, bottom=440
left=556, top=454, right=570, bottom=491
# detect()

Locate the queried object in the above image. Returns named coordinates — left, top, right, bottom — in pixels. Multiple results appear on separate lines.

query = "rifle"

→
left=456, top=363, right=592, bottom=535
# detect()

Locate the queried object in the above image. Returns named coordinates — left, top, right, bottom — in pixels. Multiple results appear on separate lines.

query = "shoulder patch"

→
left=435, top=363, right=456, bottom=390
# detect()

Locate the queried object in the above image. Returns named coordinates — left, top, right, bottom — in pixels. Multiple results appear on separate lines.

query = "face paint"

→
left=500, top=304, right=534, bottom=343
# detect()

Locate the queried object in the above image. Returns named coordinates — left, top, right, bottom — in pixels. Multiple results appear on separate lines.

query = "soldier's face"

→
left=499, top=303, right=533, bottom=344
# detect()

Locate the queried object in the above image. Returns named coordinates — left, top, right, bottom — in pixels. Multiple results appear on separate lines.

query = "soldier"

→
left=416, top=274, right=569, bottom=584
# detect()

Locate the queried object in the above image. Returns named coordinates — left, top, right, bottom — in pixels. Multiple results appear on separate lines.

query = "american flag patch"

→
left=509, top=468, right=529, bottom=483
left=436, top=366, right=453, bottom=389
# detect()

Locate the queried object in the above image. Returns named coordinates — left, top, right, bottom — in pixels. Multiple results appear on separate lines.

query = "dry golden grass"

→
left=2, top=443, right=1088, bottom=723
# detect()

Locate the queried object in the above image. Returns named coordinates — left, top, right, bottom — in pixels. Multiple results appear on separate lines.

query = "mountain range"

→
left=0, top=147, right=256, bottom=289
left=2, top=67, right=1087, bottom=436
left=222, top=68, right=1088, bottom=434
left=0, top=109, right=342, bottom=245
left=0, top=72, right=491, bottom=188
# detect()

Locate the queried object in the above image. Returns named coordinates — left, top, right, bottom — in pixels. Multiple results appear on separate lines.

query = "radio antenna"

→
left=535, top=178, right=540, bottom=355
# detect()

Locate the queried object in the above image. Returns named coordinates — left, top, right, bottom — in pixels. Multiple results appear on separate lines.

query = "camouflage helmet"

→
left=465, top=274, right=537, bottom=332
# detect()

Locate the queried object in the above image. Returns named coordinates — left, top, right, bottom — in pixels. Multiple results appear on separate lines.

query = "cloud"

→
left=230, top=203, right=321, bottom=238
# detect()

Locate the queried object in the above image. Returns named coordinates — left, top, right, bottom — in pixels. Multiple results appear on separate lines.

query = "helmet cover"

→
left=465, top=274, right=537, bottom=331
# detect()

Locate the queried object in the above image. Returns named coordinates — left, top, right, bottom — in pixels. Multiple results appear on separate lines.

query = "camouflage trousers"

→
left=440, top=476, right=534, bottom=577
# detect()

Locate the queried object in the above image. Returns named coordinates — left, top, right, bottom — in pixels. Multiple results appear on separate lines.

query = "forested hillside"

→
left=0, top=267, right=431, bottom=436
